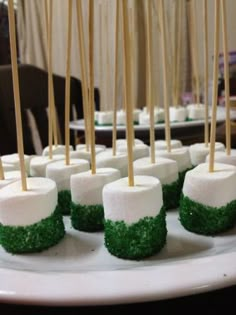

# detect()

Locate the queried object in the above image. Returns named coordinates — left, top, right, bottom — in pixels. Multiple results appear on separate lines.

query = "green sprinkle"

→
left=163, top=179, right=181, bottom=210
left=58, top=190, right=71, bottom=215
left=104, top=207, right=167, bottom=260
left=71, top=202, right=104, bottom=232
left=0, top=207, right=65, bottom=254
left=179, top=195, right=236, bottom=235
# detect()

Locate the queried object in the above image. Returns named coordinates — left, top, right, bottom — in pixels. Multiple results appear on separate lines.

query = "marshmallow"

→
left=74, top=145, right=106, bottom=162
left=169, top=106, right=187, bottom=122
left=96, top=149, right=128, bottom=177
left=97, top=111, right=113, bottom=125
left=1, top=154, right=31, bottom=174
left=76, top=144, right=106, bottom=151
left=2, top=163, right=17, bottom=172
left=116, top=138, right=144, bottom=147
left=183, top=163, right=236, bottom=208
left=154, top=139, right=182, bottom=150
left=117, top=143, right=149, bottom=161
left=103, top=176, right=163, bottom=224
left=190, top=142, right=225, bottom=166
left=139, top=108, right=165, bottom=125
left=94, top=111, right=99, bottom=122
left=42, top=145, right=73, bottom=156
left=0, top=171, right=22, bottom=189
left=30, top=155, right=65, bottom=177
left=133, top=157, right=178, bottom=185
left=187, top=103, right=205, bottom=120
left=46, top=158, right=89, bottom=191
left=71, top=168, right=120, bottom=205
left=206, top=149, right=236, bottom=166
left=117, top=109, right=141, bottom=125
left=155, top=147, right=192, bottom=172
left=0, top=177, right=57, bottom=226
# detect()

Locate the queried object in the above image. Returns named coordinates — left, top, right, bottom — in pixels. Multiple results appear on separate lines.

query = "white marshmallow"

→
left=187, top=103, right=205, bottom=120
left=103, top=176, right=163, bottom=224
left=117, top=109, right=141, bottom=125
left=30, top=155, right=65, bottom=177
left=0, top=177, right=57, bottom=226
left=2, top=163, right=17, bottom=172
left=117, top=143, right=149, bottom=161
left=190, top=142, right=225, bottom=166
left=71, top=168, right=120, bottom=205
left=46, top=159, right=89, bottom=191
left=74, top=145, right=106, bottom=162
left=76, top=144, right=106, bottom=151
left=154, top=139, right=182, bottom=150
left=97, top=111, right=113, bottom=125
left=0, top=171, right=22, bottom=189
left=206, top=149, right=236, bottom=166
left=116, top=138, right=144, bottom=147
left=183, top=163, right=236, bottom=208
left=155, top=147, right=192, bottom=172
left=1, top=154, right=31, bottom=175
left=94, top=111, right=99, bottom=122
left=139, top=108, right=165, bottom=125
left=96, top=149, right=128, bottom=177
left=133, top=157, right=178, bottom=185
left=42, top=145, right=73, bottom=157
left=169, top=106, right=187, bottom=122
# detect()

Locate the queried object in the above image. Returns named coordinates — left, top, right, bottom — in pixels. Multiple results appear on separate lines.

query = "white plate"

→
left=70, top=106, right=236, bottom=132
left=0, top=210, right=236, bottom=306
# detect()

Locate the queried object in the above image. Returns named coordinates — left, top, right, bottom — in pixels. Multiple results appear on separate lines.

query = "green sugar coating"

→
left=58, top=190, right=71, bottom=215
left=163, top=179, right=181, bottom=210
left=178, top=167, right=193, bottom=189
left=71, top=202, right=104, bottom=232
left=179, top=195, right=236, bottom=235
left=104, top=207, right=167, bottom=260
left=0, top=207, right=65, bottom=254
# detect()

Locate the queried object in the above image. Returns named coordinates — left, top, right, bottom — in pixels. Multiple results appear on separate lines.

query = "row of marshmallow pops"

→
left=0, top=0, right=235, bottom=257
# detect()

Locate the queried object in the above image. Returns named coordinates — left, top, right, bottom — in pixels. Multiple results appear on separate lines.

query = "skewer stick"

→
left=89, top=0, right=96, bottom=174
left=105, top=4, right=111, bottom=114
left=221, top=0, right=231, bottom=156
left=188, top=0, right=200, bottom=106
left=65, top=0, right=72, bottom=166
left=8, top=0, right=27, bottom=191
left=76, top=0, right=89, bottom=151
left=146, top=1, right=155, bottom=164
left=203, top=0, right=209, bottom=147
left=173, top=0, right=179, bottom=107
left=122, top=0, right=134, bottom=186
left=209, top=0, right=220, bottom=173
left=112, top=0, right=119, bottom=156
left=159, top=0, right=171, bottom=153
left=0, top=158, right=4, bottom=180
left=44, top=0, right=58, bottom=148
left=175, top=0, right=182, bottom=106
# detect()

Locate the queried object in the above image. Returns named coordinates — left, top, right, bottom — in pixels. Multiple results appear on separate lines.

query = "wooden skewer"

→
left=203, top=0, right=209, bottom=147
left=175, top=0, right=182, bottom=106
left=112, top=0, right=119, bottom=157
left=221, top=0, right=231, bottom=156
left=188, top=0, right=200, bottom=106
left=173, top=0, right=179, bottom=107
left=76, top=0, right=89, bottom=151
left=0, top=158, right=4, bottom=180
left=89, top=0, right=96, bottom=174
left=122, top=0, right=134, bottom=186
left=8, top=0, right=27, bottom=191
left=99, top=4, right=104, bottom=114
left=146, top=1, right=155, bottom=164
left=44, top=0, right=58, bottom=149
left=159, top=0, right=171, bottom=153
left=65, top=0, right=73, bottom=166
left=105, top=4, right=111, bottom=114
left=129, top=6, right=136, bottom=146
left=209, top=0, right=220, bottom=173
left=45, top=0, right=53, bottom=159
